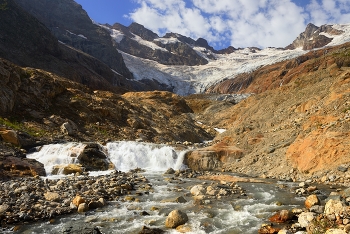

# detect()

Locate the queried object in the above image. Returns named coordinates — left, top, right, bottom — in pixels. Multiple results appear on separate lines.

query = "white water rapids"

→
left=23, top=141, right=307, bottom=233
left=27, top=141, right=187, bottom=175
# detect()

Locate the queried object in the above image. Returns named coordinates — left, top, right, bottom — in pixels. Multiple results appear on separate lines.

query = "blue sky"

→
left=74, top=0, right=350, bottom=49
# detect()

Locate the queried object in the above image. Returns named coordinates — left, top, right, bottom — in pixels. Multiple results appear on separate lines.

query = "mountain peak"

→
left=128, top=22, right=159, bottom=41
left=285, top=23, right=344, bottom=50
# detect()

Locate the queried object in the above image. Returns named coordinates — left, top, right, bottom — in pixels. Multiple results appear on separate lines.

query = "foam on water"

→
left=26, top=141, right=188, bottom=175
left=106, top=141, right=187, bottom=172
left=26, top=142, right=86, bottom=175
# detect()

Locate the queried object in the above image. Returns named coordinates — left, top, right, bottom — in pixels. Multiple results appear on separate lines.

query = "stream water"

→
left=22, top=141, right=317, bottom=233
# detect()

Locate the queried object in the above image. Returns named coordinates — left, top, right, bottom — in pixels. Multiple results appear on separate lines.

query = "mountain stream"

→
left=20, top=141, right=322, bottom=233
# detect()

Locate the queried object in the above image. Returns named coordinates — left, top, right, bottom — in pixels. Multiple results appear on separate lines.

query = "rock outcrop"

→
left=285, top=23, right=343, bottom=50
left=0, top=58, right=213, bottom=145
left=0, top=155, right=46, bottom=177
left=200, top=42, right=350, bottom=180
left=184, top=142, right=243, bottom=171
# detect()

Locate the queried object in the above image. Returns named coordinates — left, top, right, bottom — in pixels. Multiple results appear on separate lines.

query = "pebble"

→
left=0, top=170, right=150, bottom=228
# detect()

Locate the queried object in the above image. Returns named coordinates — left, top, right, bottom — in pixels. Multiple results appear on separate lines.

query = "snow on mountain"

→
left=114, top=23, right=350, bottom=96
left=132, top=34, right=168, bottom=52
left=320, top=24, right=350, bottom=47
left=121, top=46, right=306, bottom=95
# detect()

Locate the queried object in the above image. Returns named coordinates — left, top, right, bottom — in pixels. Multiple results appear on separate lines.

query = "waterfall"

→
left=26, top=142, right=86, bottom=175
left=27, top=141, right=187, bottom=175
left=106, top=141, right=187, bottom=172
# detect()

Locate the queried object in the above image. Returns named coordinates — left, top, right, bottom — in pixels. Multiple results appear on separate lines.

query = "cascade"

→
left=26, top=142, right=86, bottom=175
left=106, top=141, right=187, bottom=172
left=27, top=141, right=187, bottom=175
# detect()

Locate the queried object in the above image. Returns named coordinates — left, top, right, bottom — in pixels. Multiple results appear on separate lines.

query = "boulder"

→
left=269, top=210, right=294, bottom=223
left=60, top=120, right=78, bottom=136
left=164, top=168, right=175, bottom=174
left=77, top=203, right=88, bottom=213
left=77, top=143, right=112, bottom=171
left=0, top=155, right=46, bottom=177
left=51, top=164, right=83, bottom=175
left=138, top=226, right=164, bottom=234
left=324, top=199, right=345, bottom=215
left=72, top=196, right=86, bottom=207
left=190, top=185, right=205, bottom=196
left=305, top=194, right=320, bottom=209
left=0, top=128, right=19, bottom=145
left=298, top=212, right=316, bottom=228
left=165, top=209, right=188, bottom=228
left=88, top=200, right=104, bottom=209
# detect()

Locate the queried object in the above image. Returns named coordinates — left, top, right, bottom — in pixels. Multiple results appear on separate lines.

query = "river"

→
left=20, top=141, right=319, bottom=233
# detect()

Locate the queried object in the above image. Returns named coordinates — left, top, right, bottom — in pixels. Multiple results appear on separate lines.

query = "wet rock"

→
left=62, top=224, right=102, bottom=234
left=52, top=164, right=84, bottom=175
left=164, top=168, right=175, bottom=174
left=175, top=196, right=187, bottom=203
left=78, top=143, right=112, bottom=171
left=77, top=203, right=89, bottom=213
left=184, top=142, right=243, bottom=171
left=165, top=209, right=189, bottom=228
left=88, top=201, right=104, bottom=209
left=138, top=226, right=164, bottom=234
left=190, top=185, right=205, bottom=196
left=269, top=210, right=294, bottom=223
left=305, top=194, right=320, bottom=209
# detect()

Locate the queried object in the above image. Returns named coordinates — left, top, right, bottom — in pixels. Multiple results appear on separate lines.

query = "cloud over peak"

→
left=129, top=0, right=350, bottom=49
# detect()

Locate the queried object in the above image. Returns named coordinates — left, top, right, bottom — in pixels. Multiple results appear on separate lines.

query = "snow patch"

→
left=131, top=34, right=168, bottom=52
left=78, top=34, right=87, bottom=39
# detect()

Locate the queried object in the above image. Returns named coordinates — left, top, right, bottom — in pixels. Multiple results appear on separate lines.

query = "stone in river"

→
left=77, top=203, right=89, bottom=213
left=305, top=194, right=320, bottom=209
left=165, top=209, right=189, bottom=228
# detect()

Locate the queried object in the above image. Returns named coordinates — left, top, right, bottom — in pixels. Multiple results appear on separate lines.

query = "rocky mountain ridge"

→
left=10, top=0, right=350, bottom=95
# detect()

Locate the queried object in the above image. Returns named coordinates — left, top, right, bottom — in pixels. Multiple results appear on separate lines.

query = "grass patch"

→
left=0, top=117, right=46, bottom=137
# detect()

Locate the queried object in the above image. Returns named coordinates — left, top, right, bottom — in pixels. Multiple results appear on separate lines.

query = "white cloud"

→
left=129, top=0, right=350, bottom=49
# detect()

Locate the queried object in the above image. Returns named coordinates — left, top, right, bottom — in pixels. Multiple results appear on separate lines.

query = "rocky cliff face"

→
left=285, top=23, right=344, bottom=50
left=14, top=0, right=133, bottom=80
left=110, top=23, right=209, bottom=66
left=0, top=0, right=134, bottom=92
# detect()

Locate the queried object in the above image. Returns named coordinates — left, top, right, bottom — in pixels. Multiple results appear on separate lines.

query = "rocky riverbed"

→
left=1, top=165, right=350, bottom=234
